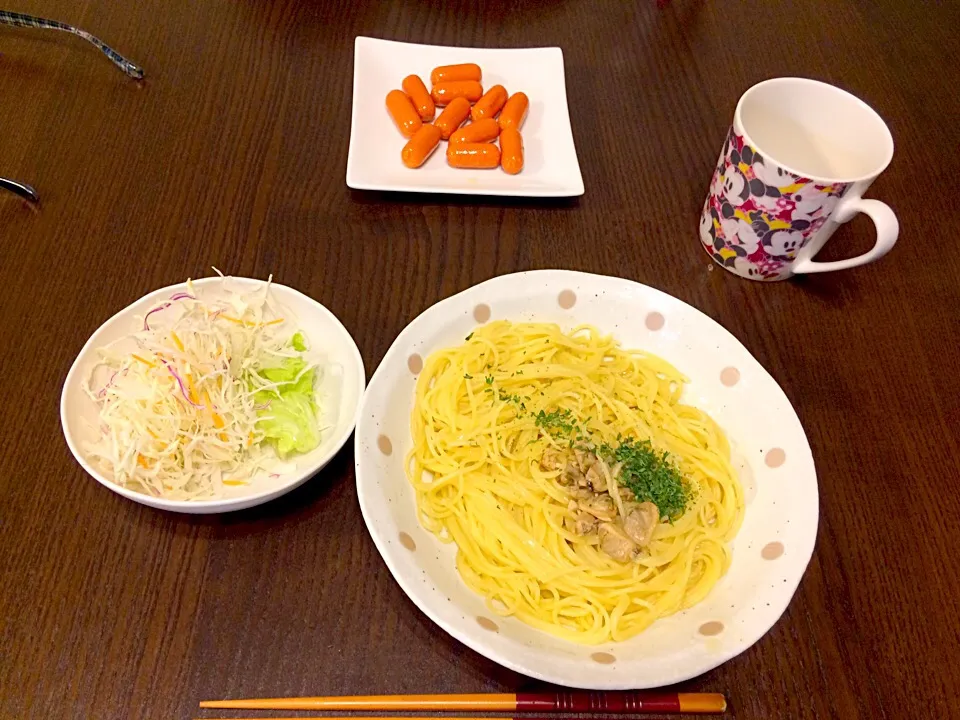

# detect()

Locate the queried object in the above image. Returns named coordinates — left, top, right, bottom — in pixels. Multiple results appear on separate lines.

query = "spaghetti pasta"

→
left=407, top=321, right=743, bottom=644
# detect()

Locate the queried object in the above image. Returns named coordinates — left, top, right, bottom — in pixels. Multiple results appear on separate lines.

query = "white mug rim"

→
left=733, top=77, right=894, bottom=185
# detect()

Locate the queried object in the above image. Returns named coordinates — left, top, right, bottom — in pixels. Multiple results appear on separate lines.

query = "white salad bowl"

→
left=355, top=270, right=818, bottom=688
left=61, top=277, right=365, bottom=514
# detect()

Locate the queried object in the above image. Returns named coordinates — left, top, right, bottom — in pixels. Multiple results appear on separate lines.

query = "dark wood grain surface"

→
left=2, top=1, right=959, bottom=718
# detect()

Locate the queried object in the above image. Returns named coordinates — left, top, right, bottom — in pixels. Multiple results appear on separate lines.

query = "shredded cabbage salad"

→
left=83, top=276, right=323, bottom=500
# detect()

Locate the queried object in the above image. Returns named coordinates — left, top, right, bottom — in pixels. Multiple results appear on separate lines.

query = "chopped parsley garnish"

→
left=535, top=408, right=580, bottom=437
left=470, top=365, right=690, bottom=519
left=465, top=333, right=473, bottom=341
left=463, top=373, right=473, bottom=379
left=599, top=437, right=691, bottom=520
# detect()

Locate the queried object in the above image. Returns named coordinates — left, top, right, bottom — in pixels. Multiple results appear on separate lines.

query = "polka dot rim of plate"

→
left=355, top=270, right=817, bottom=689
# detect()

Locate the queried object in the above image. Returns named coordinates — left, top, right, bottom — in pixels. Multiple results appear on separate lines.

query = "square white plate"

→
left=346, top=37, right=584, bottom=197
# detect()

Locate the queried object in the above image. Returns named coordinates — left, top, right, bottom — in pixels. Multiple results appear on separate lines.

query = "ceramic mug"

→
left=700, top=77, right=897, bottom=281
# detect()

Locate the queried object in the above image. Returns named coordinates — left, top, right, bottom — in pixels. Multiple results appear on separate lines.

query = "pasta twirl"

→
left=407, top=321, right=743, bottom=644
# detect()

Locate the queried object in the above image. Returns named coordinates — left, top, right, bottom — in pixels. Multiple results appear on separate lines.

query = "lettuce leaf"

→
left=253, top=357, right=319, bottom=457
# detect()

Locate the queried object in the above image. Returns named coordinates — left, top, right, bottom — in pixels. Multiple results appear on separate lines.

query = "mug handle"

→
left=792, top=199, right=898, bottom=274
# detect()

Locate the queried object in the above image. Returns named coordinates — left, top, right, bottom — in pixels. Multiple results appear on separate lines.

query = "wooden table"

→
left=2, top=1, right=958, bottom=718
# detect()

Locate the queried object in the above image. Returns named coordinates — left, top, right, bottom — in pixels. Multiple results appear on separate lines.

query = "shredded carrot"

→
left=218, top=432, right=229, bottom=442
left=146, top=428, right=158, bottom=439
left=217, top=314, right=284, bottom=328
left=186, top=373, right=199, bottom=405
left=136, top=454, right=152, bottom=468
left=170, top=331, right=184, bottom=352
left=247, top=431, right=254, bottom=448
left=202, top=390, right=224, bottom=428
left=131, top=354, right=156, bottom=368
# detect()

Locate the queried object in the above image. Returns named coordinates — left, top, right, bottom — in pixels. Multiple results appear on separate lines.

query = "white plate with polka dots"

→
left=355, top=270, right=817, bottom=689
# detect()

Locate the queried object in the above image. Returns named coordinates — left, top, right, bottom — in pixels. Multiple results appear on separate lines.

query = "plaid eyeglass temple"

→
left=0, top=9, right=144, bottom=79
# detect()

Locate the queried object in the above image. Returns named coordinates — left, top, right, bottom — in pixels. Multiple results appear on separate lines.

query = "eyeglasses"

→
left=0, top=10, right=145, bottom=203
left=0, top=10, right=143, bottom=78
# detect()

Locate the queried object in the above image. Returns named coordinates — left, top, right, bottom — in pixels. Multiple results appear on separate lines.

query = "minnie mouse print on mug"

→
left=700, top=77, right=898, bottom=281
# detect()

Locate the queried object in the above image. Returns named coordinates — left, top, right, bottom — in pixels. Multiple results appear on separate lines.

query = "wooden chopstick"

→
left=199, top=693, right=727, bottom=714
